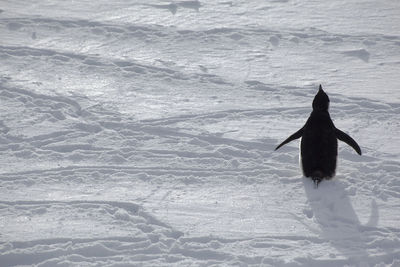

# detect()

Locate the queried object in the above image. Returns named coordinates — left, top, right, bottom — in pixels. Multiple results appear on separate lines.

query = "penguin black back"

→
left=275, top=85, right=362, bottom=187
left=302, top=87, right=337, bottom=181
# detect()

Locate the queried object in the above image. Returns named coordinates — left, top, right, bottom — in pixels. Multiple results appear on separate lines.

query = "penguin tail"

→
left=311, top=170, right=324, bottom=178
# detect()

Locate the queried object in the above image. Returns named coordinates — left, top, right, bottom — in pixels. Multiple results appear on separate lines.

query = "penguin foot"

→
left=312, top=177, right=322, bottom=189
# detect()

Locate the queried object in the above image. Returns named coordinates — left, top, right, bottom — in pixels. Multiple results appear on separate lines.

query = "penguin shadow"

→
left=303, top=177, right=379, bottom=263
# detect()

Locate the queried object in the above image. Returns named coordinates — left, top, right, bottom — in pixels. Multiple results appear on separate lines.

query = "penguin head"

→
left=312, top=85, right=330, bottom=111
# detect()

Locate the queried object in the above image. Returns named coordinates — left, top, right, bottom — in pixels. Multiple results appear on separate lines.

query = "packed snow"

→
left=1, top=0, right=400, bottom=266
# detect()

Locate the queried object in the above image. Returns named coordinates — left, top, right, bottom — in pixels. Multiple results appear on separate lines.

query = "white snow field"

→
left=1, top=0, right=400, bottom=266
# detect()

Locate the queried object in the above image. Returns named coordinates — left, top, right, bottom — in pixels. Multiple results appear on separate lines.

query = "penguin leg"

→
left=312, top=177, right=322, bottom=189
left=310, top=170, right=324, bottom=189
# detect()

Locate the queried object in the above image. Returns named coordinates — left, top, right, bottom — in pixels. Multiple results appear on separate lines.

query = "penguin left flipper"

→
left=335, top=128, right=362, bottom=155
left=275, top=127, right=304, bottom=151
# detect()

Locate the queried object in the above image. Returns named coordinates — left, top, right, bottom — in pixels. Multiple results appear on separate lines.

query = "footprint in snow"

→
left=342, top=48, right=370, bottom=62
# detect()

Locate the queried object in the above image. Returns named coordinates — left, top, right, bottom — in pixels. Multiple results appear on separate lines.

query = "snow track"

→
left=1, top=199, right=398, bottom=266
left=1, top=77, right=400, bottom=266
left=1, top=0, right=400, bottom=266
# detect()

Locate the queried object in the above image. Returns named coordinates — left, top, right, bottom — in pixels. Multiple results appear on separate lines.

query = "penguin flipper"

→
left=275, top=128, right=303, bottom=151
left=335, top=128, right=362, bottom=155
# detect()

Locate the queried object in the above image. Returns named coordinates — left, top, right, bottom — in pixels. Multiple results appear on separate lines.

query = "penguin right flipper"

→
left=335, top=128, right=362, bottom=155
left=275, top=128, right=304, bottom=151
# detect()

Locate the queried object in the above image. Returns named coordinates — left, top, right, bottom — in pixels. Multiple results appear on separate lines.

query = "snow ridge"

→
left=1, top=78, right=400, bottom=266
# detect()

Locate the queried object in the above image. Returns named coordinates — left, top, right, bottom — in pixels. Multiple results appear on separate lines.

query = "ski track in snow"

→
left=1, top=0, right=400, bottom=266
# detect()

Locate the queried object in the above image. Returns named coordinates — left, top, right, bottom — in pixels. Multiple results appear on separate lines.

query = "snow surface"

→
left=1, top=0, right=400, bottom=266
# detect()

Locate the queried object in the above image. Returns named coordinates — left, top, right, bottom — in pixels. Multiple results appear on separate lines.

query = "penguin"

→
left=275, top=85, right=362, bottom=187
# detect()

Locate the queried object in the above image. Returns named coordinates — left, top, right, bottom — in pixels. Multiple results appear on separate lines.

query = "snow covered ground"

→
left=1, top=0, right=400, bottom=266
